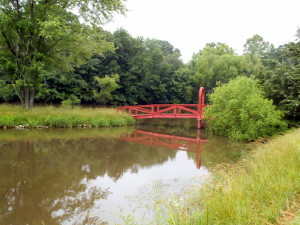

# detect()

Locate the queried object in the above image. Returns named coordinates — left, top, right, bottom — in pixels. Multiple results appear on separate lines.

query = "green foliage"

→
left=0, top=20, right=297, bottom=129
left=239, top=31, right=300, bottom=122
left=170, top=68, right=193, bottom=103
left=0, top=79, right=15, bottom=101
left=75, top=29, right=186, bottom=105
left=0, top=0, right=125, bottom=108
left=35, top=71, right=91, bottom=103
left=192, top=43, right=239, bottom=88
left=61, top=94, right=81, bottom=106
left=191, top=43, right=262, bottom=94
left=255, top=37, right=300, bottom=121
left=0, top=28, right=186, bottom=106
left=243, top=34, right=274, bottom=58
left=259, top=64, right=300, bottom=121
left=205, top=77, right=287, bottom=141
left=93, top=74, right=119, bottom=104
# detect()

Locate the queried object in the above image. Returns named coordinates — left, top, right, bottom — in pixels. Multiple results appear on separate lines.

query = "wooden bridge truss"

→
left=117, top=87, right=207, bottom=128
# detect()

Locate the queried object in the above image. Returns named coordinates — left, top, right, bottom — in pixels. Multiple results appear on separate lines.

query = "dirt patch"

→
left=276, top=195, right=300, bottom=225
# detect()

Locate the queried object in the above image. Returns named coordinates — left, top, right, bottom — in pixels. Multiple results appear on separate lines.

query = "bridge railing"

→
left=117, top=104, right=206, bottom=118
left=117, top=87, right=207, bottom=128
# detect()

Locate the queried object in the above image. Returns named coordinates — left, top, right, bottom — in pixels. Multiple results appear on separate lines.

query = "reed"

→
left=164, top=129, right=300, bottom=225
left=0, top=104, right=136, bottom=128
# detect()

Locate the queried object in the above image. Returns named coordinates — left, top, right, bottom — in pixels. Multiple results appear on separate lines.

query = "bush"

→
left=205, top=77, right=287, bottom=141
left=61, top=94, right=81, bottom=106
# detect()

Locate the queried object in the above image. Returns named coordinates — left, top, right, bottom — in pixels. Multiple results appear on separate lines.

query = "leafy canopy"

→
left=254, top=29, right=300, bottom=121
left=243, top=34, right=274, bottom=58
left=191, top=42, right=263, bottom=93
left=205, top=76, right=287, bottom=141
left=0, top=0, right=126, bottom=107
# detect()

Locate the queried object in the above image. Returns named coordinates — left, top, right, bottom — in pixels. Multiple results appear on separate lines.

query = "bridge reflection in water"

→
left=118, top=129, right=208, bottom=169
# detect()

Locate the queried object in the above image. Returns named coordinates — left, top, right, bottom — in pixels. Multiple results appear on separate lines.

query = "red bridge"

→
left=117, top=87, right=207, bottom=128
left=118, top=129, right=208, bottom=169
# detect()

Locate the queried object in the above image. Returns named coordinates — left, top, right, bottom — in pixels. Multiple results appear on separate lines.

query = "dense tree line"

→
left=0, top=0, right=299, bottom=121
left=45, top=29, right=192, bottom=105
left=0, top=28, right=192, bottom=105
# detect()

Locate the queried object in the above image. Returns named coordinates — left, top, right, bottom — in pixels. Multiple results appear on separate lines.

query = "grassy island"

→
left=0, top=104, right=135, bottom=128
left=163, top=128, right=300, bottom=225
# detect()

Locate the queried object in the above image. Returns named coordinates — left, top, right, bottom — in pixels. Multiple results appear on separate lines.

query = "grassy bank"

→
left=0, top=127, right=135, bottom=141
left=0, top=104, right=135, bottom=128
left=164, top=129, right=300, bottom=225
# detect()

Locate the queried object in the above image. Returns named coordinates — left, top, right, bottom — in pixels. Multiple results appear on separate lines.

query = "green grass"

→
left=163, top=129, right=300, bottom=225
left=0, top=104, right=136, bottom=128
left=0, top=126, right=135, bottom=141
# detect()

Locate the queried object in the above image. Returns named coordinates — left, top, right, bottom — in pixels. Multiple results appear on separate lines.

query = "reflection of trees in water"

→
left=0, top=137, right=176, bottom=225
left=187, top=135, right=246, bottom=168
left=139, top=119, right=245, bottom=168
left=49, top=178, right=110, bottom=225
left=2, top=174, right=109, bottom=225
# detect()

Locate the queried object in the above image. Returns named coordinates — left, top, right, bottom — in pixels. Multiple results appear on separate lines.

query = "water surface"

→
left=0, top=119, right=244, bottom=224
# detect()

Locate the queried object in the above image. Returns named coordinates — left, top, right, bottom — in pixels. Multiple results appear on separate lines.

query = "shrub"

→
left=205, top=76, right=287, bottom=141
left=61, top=94, right=81, bottom=106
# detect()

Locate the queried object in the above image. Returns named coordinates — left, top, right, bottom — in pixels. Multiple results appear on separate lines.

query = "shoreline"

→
left=161, top=128, right=300, bottom=225
left=0, top=104, right=136, bottom=128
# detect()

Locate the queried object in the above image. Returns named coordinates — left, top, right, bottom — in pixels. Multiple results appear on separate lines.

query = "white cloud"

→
left=104, top=0, right=300, bottom=62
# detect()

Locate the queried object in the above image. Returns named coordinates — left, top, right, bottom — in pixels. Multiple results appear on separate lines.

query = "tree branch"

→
left=0, top=30, right=17, bottom=57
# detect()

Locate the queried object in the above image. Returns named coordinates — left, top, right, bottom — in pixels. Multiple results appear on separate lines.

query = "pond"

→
left=0, top=119, right=245, bottom=224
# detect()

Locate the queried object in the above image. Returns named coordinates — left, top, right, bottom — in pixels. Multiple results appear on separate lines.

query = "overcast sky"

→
left=104, top=0, right=300, bottom=62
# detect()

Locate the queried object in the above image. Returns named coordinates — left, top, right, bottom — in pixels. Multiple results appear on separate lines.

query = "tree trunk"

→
left=29, top=90, right=35, bottom=108
left=24, top=86, right=29, bottom=108
left=20, top=86, right=35, bottom=108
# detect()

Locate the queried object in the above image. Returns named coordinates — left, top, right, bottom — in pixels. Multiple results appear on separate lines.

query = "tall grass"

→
left=0, top=127, right=135, bottom=141
left=0, top=104, right=136, bottom=128
left=165, top=129, right=300, bottom=225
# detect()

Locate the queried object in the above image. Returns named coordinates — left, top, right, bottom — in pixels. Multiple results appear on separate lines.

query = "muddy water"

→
left=0, top=119, right=245, bottom=224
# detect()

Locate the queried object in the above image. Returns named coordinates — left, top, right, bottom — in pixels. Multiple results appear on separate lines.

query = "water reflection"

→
left=0, top=125, right=244, bottom=224
left=118, top=129, right=207, bottom=169
left=0, top=129, right=179, bottom=224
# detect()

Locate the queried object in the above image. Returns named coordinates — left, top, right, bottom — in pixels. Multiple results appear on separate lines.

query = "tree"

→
left=243, top=34, right=274, bottom=58
left=77, top=29, right=185, bottom=105
left=169, top=67, right=193, bottom=103
left=35, top=71, right=90, bottom=103
left=191, top=43, right=244, bottom=92
left=93, top=74, right=119, bottom=105
left=0, top=0, right=126, bottom=108
left=261, top=65, right=300, bottom=120
left=256, top=42, right=300, bottom=121
left=205, top=77, right=287, bottom=141
left=252, top=29, right=300, bottom=121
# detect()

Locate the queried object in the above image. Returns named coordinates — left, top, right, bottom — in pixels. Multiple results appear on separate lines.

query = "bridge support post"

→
left=197, top=119, right=201, bottom=129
